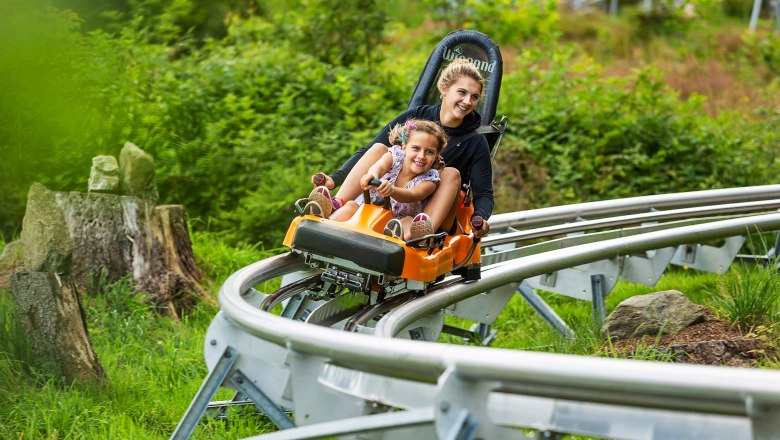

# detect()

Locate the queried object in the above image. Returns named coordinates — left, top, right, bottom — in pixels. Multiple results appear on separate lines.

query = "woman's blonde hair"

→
left=388, top=119, right=448, bottom=170
left=437, top=58, right=485, bottom=98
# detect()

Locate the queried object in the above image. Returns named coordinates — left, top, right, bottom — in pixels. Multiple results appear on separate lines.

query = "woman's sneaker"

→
left=383, top=218, right=403, bottom=239
left=308, top=186, right=333, bottom=217
left=410, top=213, right=434, bottom=239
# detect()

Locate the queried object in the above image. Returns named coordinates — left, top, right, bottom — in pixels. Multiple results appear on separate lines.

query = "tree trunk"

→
left=144, top=205, right=211, bottom=318
left=11, top=271, right=105, bottom=383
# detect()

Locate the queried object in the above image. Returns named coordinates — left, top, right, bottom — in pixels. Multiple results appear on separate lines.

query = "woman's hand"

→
left=311, top=172, right=335, bottom=189
left=472, top=216, right=490, bottom=239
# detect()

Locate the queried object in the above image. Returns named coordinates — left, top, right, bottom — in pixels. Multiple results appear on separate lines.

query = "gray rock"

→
left=19, top=183, right=73, bottom=274
left=601, top=290, right=707, bottom=339
left=88, top=155, right=119, bottom=193
left=119, top=142, right=158, bottom=202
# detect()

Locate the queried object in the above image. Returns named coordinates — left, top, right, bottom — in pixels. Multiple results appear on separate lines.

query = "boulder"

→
left=88, top=155, right=120, bottom=193
left=119, top=142, right=158, bottom=202
left=601, top=290, right=707, bottom=339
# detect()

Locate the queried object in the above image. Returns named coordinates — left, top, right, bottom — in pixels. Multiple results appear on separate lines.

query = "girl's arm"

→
left=381, top=180, right=437, bottom=203
left=360, top=152, right=394, bottom=189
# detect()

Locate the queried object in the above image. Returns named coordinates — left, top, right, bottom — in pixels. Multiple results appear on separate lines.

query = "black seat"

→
left=407, top=30, right=506, bottom=154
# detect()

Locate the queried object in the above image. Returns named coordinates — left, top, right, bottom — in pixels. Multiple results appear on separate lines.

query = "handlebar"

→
left=313, top=173, right=327, bottom=186
left=363, top=178, right=391, bottom=210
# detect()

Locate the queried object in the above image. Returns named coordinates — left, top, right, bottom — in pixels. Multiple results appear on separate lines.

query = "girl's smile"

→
left=402, top=132, right=439, bottom=175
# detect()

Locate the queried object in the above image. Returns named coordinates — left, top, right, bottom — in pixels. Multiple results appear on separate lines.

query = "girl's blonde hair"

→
left=437, top=58, right=485, bottom=98
left=388, top=119, right=448, bottom=170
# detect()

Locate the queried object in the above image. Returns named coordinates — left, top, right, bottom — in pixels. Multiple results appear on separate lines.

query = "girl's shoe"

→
left=383, top=218, right=403, bottom=239
left=410, top=213, right=434, bottom=239
left=309, top=186, right=333, bottom=217
left=303, top=200, right=324, bottom=217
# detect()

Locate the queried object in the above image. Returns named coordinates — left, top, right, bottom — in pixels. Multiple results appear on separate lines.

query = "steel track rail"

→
left=375, top=213, right=780, bottom=339
left=217, top=213, right=780, bottom=431
left=488, top=184, right=780, bottom=230
left=483, top=198, right=780, bottom=247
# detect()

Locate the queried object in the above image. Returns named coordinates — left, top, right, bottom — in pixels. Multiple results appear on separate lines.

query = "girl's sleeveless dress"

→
left=355, top=145, right=440, bottom=219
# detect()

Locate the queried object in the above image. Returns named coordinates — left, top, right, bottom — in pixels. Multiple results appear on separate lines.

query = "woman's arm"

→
left=468, top=138, right=495, bottom=220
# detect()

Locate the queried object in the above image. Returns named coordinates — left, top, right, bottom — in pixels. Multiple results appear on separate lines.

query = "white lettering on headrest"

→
left=442, top=45, right=495, bottom=73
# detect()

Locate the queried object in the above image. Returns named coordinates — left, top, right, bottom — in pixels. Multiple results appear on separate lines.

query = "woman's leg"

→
left=423, top=167, right=461, bottom=232
left=334, top=143, right=388, bottom=203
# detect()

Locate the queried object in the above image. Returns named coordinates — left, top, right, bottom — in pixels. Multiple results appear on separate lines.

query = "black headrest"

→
left=408, top=30, right=503, bottom=126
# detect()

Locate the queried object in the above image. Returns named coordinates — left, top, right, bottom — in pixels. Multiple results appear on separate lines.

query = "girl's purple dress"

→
left=355, top=145, right=440, bottom=219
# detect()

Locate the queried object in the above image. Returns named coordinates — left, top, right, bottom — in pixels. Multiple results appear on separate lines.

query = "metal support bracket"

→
left=670, top=235, right=746, bottom=274
left=229, top=369, right=295, bottom=430
left=591, top=274, right=607, bottom=326
left=171, top=346, right=238, bottom=440
left=516, top=281, right=574, bottom=338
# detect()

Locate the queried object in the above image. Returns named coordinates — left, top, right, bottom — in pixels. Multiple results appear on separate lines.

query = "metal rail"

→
left=488, top=184, right=780, bottom=231
left=207, top=213, right=780, bottom=439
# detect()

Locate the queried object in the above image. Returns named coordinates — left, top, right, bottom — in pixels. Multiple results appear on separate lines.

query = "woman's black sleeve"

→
left=469, top=137, right=494, bottom=220
left=329, top=110, right=414, bottom=187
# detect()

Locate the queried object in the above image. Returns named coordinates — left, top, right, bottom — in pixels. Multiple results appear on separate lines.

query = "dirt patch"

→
left=605, top=311, right=775, bottom=367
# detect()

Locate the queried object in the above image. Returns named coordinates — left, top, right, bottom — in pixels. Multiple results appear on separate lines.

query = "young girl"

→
left=306, top=119, right=447, bottom=241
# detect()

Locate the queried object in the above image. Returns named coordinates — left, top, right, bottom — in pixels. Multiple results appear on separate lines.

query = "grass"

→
left=709, top=261, right=780, bottom=330
left=3, top=228, right=780, bottom=438
left=0, top=232, right=282, bottom=439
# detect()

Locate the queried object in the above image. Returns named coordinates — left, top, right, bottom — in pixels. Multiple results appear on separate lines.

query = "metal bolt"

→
left=440, top=401, right=450, bottom=413
left=236, top=376, right=244, bottom=384
left=210, top=339, right=217, bottom=346
left=224, top=351, right=232, bottom=358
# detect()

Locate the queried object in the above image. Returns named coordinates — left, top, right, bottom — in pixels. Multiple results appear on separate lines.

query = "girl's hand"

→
left=311, top=172, right=335, bottom=189
left=376, top=180, right=394, bottom=197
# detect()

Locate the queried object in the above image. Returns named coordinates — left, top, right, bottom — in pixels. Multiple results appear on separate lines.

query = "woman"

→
left=313, top=58, right=493, bottom=239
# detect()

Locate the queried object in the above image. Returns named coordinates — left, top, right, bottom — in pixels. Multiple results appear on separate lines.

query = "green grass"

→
left=2, top=234, right=779, bottom=438
left=0, top=231, right=284, bottom=439
left=709, top=261, right=780, bottom=330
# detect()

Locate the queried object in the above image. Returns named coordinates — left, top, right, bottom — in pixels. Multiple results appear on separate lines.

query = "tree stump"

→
left=11, top=272, right=105, bottom=383
left=16, top=180, right=209, bottom=317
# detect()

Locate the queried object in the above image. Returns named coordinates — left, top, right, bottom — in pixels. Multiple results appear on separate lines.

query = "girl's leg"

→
left=423, top=167, right=461, bottom=232
left=329, top=201, right=359, bottom=222
left=334, top=143, right=388, bottom=203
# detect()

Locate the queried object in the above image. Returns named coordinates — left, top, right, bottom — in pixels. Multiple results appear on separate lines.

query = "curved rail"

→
left=212, top=213, right=780, bottom=439
left=488, top=184, right=780, bottom=230
left=375, top=213, right=780, bottom=338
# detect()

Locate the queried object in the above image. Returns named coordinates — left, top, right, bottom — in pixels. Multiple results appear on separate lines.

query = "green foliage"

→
left=190, top=228, right=278, bottom=288
left=497, top=45, right=775, bottom=211
left=421, top=0, right=560, bottom=44
left=709, top=262, right=780, bottom=330
left=0, top=274, right=278, bottom=438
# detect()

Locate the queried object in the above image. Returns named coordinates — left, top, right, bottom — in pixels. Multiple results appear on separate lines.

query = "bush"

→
left=496, top=45, right=774, bottom=211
